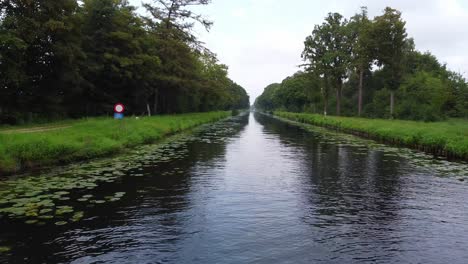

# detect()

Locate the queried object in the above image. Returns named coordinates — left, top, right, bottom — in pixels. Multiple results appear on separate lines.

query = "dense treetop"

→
left=256, top=7, right=468, bottom=121
left=0, top=0, right=249, bottom=124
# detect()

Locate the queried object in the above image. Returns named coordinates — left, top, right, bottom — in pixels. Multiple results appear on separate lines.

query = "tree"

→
left=0, top=0, right=84, bottom=121
left=373, top=7, right=407, bottom=118
left=143, top=0, right=212, bottom=45
left=255, top=83, right=281, bottom=111
left=302, top=23, right=329, bottom=115
left=303, top=13, right=353, bottom=116
left=447, top=72, right=468, bottom=118
left=349, top=7, right=374, bottom=116
left=142, top=0, right=214, bottom=114
left=397, top=71, right=449, bottom=121
left=81, top=0, right=161, bottom=116
left=0, top=0, right=249, bottom=124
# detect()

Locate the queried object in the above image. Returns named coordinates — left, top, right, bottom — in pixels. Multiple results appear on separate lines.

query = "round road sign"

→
left=114, top=103, right=125, bottom=113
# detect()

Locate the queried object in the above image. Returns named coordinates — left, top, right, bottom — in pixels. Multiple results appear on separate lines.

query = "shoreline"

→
left=271, top=111, right=468, bottom=161
left=0, top=111, right=231, bottom=176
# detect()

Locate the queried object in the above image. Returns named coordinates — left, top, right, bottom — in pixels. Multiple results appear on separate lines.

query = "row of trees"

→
left=255, top=7, right=468, bottom=121
left=0, top=0, right=249, bottom=124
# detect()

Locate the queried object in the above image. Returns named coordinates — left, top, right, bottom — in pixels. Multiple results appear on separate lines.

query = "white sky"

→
left=131, top=0, right=468, bottom=101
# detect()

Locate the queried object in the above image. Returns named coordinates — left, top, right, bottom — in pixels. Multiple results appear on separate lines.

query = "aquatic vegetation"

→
left=0, top=246, right=11, bottom=253
left=275, top=112, right=468, bottom=160
left=56, top=206, right=74, bottom=215
left=0, top=111, right=230, bottom=175
left=273, top=112, right=468, bottom=179
left=71, top=212, right=84, bottom=222
left=0, top=114, right=246, bottom=226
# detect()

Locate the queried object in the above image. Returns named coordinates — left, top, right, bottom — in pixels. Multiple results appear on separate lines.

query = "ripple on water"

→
left=1, top=113, right=468, bottom=263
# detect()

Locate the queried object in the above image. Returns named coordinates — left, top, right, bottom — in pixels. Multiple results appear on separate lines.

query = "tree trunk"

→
left=390, top=90, right=395, bottom=118
left=146, top=103, right=151, bottom=117
left=358, top=68, right=364, bottom=116
left=324, top=98, right=328, bottom=116
left=336, top=80, right=342, bottom=116
left=153, top=88, right=158, bottom=115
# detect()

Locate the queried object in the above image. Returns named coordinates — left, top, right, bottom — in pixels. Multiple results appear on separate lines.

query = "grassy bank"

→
left=0, top=111, right=230, bottom=175
left=274, top=111, right=468, bottom=160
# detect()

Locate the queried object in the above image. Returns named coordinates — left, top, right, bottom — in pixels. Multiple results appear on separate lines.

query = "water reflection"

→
left=1, top=113, right=468, bottom=264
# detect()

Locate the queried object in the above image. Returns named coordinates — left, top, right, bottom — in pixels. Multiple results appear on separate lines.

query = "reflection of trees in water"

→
left=4, top=115, right=251, bottom=264
left=112, top=114, right=251, bottom=258
left=255, top=113, right=408, bottom=259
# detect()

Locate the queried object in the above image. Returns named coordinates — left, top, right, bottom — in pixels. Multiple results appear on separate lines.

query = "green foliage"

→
left=255, top=72, right=321, bottom=113
left=397, top=71, right=449, bottom=121
left=254, top=83, right=281, bottom=111
left=0, top=0, right=249, bottom=124
left=446, top=72, right=468, bottom=118
left=256, top=6, right=467, bottom=122
left=372, top=7, right=407, bottom=91
left=302, top=12, right=354, bottom=115
left=0, top=111, right=230, bottom=174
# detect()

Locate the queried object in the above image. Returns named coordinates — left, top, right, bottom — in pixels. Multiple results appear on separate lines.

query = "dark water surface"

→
left=1, top=113, right=468, bottom=263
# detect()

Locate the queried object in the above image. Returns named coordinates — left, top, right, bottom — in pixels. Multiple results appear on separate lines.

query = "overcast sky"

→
left=130, top=0, right=468, bottom=101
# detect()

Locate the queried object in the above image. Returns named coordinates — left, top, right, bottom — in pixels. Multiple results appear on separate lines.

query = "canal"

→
left=1, top=112, right=468, bottom=263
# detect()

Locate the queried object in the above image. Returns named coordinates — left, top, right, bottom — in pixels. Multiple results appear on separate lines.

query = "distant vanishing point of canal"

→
left=1, top=112, right=468, bottom=263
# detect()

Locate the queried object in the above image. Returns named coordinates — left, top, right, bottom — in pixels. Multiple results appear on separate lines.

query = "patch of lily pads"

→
left=0, top=116, right=248, bottom=226
left=0, top=122, right=225, bottom=226
left=0, top=246, right=11, bottom=253
left=282, top=117, right=468, bottom=180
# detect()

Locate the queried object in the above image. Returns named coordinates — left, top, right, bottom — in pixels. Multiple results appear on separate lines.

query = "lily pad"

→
left=0, top=246, right=11, bottom=253
left=71, top=211, right=84, bottom=222
left=39, top=208, right=53, bottom=214
left=55, top=221, right=68, bottom=226
left=56, top=206, right=74, bottom=215
left=54, top=191, right=70, bottom=196
left=38, top=215, right=54, bottom=220
left=114, top=192, right=126, bottom=198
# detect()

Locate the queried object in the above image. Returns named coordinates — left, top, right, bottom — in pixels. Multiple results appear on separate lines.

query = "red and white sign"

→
left=114, top=103, right=125, bottom=113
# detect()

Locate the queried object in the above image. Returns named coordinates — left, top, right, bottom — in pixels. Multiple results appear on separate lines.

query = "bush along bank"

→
left=274, top=111, right=468, bottom=161
left=0, top=111, right=230, bottom=175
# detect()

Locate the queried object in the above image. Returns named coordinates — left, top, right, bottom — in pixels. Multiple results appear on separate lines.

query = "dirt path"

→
left=0, top=125, right=71, bottom=134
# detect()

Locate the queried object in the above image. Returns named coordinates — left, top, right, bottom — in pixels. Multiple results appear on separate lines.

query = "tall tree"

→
left=373, top=7, right=407, bottom=118
left=143, top=0, right=213, bottom=114
left=302, top=23, right=329, bottom=115
left=81, top=0, right=161, bottom=116
left=303, top=13, right=352, bottom=116
left=349, top=7, right=374, bottom=116
left=0, top=0, right=83, bottom=120
left=143, top=0, right=212, bottom=44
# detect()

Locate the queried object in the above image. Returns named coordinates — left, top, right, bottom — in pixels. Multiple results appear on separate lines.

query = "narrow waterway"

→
left=1, top=113, right=468, bottom=263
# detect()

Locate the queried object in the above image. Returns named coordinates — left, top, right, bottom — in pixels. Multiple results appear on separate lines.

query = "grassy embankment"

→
left=0, top=111, right=230, bottom=175
left=275, top=111, right=468, bottom=160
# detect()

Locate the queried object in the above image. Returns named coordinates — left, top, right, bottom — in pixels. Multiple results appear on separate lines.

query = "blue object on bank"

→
left=114, top=113, right=124, bottom=120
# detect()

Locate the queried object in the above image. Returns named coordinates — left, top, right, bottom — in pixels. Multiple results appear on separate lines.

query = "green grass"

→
left=0, top=111, right=230, bottom=175
left=275, top=111, right=468, bottom=160
left=0, top=119, right=77, bottom=132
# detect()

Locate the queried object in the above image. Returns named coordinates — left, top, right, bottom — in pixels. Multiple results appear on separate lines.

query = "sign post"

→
left=114, top=103, right=125, bottom=120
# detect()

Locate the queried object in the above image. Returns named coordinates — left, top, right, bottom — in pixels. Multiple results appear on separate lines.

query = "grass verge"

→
left=274, top=111, right=468, bottom=160
left=0, top=111, right=230, bottom=175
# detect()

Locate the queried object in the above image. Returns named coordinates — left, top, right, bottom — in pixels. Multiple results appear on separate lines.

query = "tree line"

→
left=255, top=7, right=468, bottom=121
left=0, top=0, right=249, bottom=124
